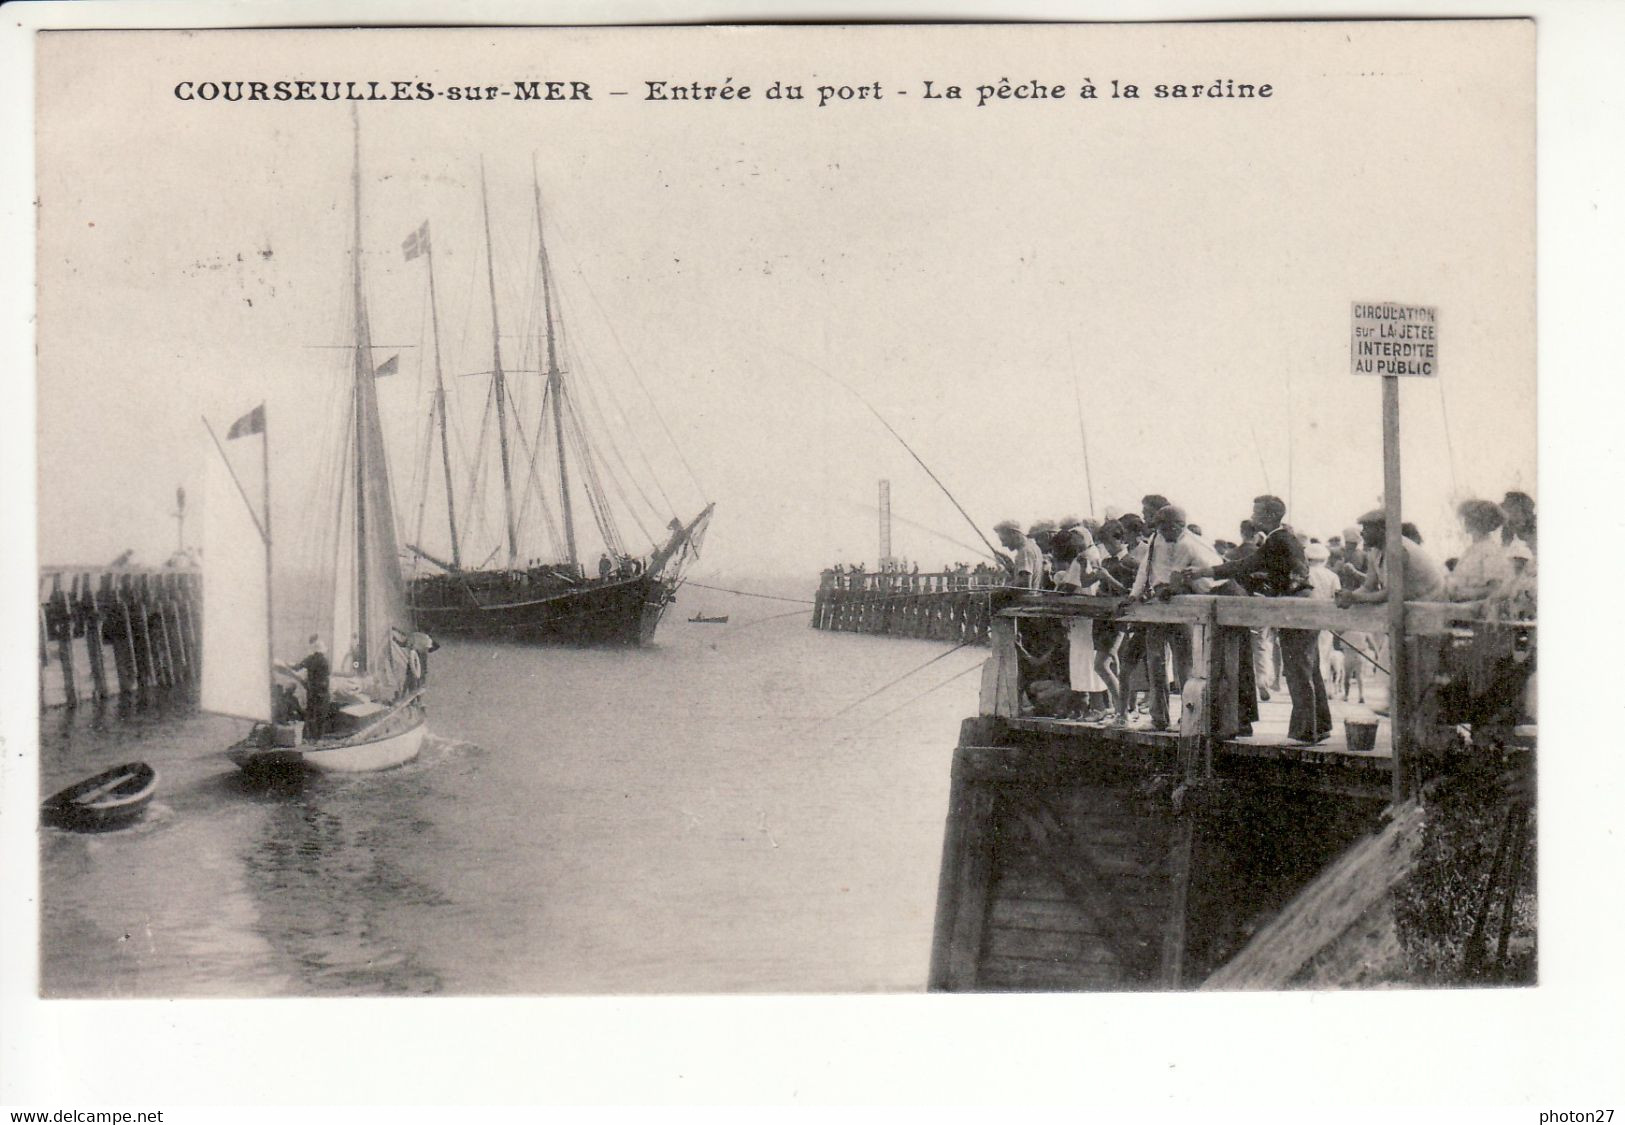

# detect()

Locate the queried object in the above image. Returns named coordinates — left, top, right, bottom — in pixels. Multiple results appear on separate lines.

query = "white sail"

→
left=201, top=440, right=271, bottom=721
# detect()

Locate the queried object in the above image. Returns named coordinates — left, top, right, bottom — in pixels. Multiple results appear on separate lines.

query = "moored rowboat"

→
left=41, top=762, right=158, bottom=831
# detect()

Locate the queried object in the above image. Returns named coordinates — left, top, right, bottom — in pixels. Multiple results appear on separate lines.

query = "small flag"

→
left=402, top=220, right=431, bottom=261
left=226, top=403, right=265, bottom=439
left=374, top=355, right=399, bottom=378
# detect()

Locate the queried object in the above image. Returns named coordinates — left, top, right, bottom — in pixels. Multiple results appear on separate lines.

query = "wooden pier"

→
left=929, top=589, right=1535, bottom=991
left=38, top=565, right=203, bottom=708
left=811, top=570, right=995, bottom=644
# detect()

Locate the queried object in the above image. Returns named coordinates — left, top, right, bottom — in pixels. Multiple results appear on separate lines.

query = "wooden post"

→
left=1383, top=376, right=1409, bottom=803
left=984, top=612, right=1021, bottom=718
left=82, top=574, right=109, bottom=700
left=50, top=578, right=77, bottom=708
left=1159, top=818, right=1195, bottom=988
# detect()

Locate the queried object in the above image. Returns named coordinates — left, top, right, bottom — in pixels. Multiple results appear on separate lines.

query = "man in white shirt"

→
left=994, top=519, right=1044, bottom=590
left=1128, top=505, right=1220, bottom=730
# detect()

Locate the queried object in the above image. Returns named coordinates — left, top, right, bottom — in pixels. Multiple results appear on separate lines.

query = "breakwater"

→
left=811, top=570, right=994, bottom=644
left=39, top=566, right=202, bottom=708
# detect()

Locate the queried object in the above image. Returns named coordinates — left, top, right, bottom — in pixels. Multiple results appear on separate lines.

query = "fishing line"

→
left=836, top=660, right=984, bottom=741
left=768, top=346, right=1002, bottom=561
left=824, top=641, right=972, bottom=722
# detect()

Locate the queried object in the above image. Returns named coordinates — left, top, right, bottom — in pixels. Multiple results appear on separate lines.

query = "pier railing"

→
left=38, top=566, right=203, bottom=708
left=812, top=570, right=1004, bottom=642
left=981, top=590, right=1535, bottom=803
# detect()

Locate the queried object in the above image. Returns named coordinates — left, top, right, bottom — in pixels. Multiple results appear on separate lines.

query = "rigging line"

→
left=567, top=377, right=660, bottom=547
left=554, top=230, right=710, bottom=503
left=562, top=334, right=675, bottom=526
left=562, top=409, right=621, bottom=554
left=680, top=579, right=817, bottom=605
left=406, top=282, right=439, bottom=556
left=1066, top=332, right=1096, bottom=520
left=502, top=379, right=565, bottom=556
left=773, top=346, right=1002, bottom=562
left=564, top=395, right=629, bottom=553
left=836, top=661, right=984, bottom=742
left=706, top=607, right=817, bottom=634
left=1245, top=414, right=1273, bottom=493
left=581, top=348, right=682, bottom=518
left=1435, top=375, right=1462, bottom=500
left=553, top=285, right=681, bottom=519
left=823, top=641, right=974, bottom=723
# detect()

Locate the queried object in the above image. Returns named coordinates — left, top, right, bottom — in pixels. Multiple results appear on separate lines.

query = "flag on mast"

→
left=374, top=354, right=399, bottom=378
left=402, top=220, right=431, bottom=261
left=226, top=403, right=265, bottom=440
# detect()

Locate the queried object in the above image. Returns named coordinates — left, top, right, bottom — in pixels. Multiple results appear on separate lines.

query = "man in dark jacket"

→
left=1183, top=495, right=1329, bottom=743
left=290, top=634, right=331, bottom=740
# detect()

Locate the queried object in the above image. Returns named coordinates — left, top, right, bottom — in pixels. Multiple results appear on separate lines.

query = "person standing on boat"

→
left=288, top=635, right=331, bottom=740
left=599, top=553, right=612, bottom=582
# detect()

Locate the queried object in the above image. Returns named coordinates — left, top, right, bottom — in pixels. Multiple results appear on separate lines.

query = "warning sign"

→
left=1351, top=302, right=1438, bottom=377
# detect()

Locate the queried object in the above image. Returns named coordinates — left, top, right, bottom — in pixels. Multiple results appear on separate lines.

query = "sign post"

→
left=1352, top=302, right=1438, bottom=803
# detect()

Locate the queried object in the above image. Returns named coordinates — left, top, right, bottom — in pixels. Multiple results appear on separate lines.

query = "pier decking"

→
left=929, top=589, right=1535, bottom=991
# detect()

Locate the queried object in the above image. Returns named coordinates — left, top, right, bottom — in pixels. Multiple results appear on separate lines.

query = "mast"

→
left=261, top=406, right=274, bottom=716
left=480, top=162, right=521, bottom=568
left=532, top=163, right=577, bottom=565
left=351, top=109, right=370, bottom=669
left=423, top=225, right=462, bottom=568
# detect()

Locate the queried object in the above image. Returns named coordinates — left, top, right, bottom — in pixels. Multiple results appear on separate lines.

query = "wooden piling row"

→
left=811, top=572, right=995, bottom=645
left=38, top=566, right=202, bottom=709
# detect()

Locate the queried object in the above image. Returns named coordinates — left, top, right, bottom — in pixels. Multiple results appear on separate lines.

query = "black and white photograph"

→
left=3, top=5, right=1622, bottom=1113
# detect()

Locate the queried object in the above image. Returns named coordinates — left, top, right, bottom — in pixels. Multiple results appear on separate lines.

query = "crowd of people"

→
left=989, top=489, right=1537, bottom=745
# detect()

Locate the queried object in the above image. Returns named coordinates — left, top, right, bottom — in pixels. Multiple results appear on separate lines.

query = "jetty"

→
left=812, top=569, right=994, bottom=644
left=38, top=565, right=203, bottom=708
left=928, top=589, right=1535, bottom=991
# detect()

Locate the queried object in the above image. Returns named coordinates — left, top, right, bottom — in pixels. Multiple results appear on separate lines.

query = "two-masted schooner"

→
left=400, top=165, right=712, bottom=646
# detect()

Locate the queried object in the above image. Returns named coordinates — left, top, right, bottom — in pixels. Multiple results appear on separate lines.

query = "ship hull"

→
left=228, top=696, right=427, bottom=775
left=410, top=573, right=673, bottom=646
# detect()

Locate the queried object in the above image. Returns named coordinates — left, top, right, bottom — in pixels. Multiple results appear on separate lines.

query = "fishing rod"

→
left=772, top=347, right=1003, bottom=562
left=1067, top=332, right=1096, bottom=520
left=834, top=499, right=997, bottom=562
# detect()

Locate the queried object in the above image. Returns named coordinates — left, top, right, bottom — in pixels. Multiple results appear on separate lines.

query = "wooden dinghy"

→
left=41, top=762, right=158, bottom=832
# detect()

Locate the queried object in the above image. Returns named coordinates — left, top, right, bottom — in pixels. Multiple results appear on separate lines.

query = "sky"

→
left=33, top=22, right=1536, bottom=583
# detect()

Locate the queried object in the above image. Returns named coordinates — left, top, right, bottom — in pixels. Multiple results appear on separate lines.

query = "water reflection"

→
left=238, top=772, right=446, bottom=996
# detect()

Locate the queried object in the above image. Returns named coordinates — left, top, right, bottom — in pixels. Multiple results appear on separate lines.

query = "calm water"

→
left=38, top=592, right=982, bottom=996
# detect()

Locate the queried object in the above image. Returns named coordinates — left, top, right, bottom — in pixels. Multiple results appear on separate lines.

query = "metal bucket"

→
left=1344, top=718, right=1378, bottom=754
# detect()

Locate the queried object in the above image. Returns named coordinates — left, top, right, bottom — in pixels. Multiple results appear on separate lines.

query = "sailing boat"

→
left=401, top=164, right=713, bottom=646
left=203, top=116, right=426, bottom=774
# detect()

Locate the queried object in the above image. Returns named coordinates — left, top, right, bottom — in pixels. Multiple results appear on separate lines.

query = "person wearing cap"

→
left=1128, top=505, right=1221, bottom=731
left=1336, top=510, right=1447, bottom=608
left=994, top=520, right=1044, bottom=590
left=1335, top=525, right=1370, bottom=590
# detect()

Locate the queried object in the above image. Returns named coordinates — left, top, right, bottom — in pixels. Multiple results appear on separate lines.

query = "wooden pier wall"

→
left=811, top=571, right=995, bottom=644
left=38, top=566, right=203, bottom=709
left=929, top=590, right=1536, bottom=991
